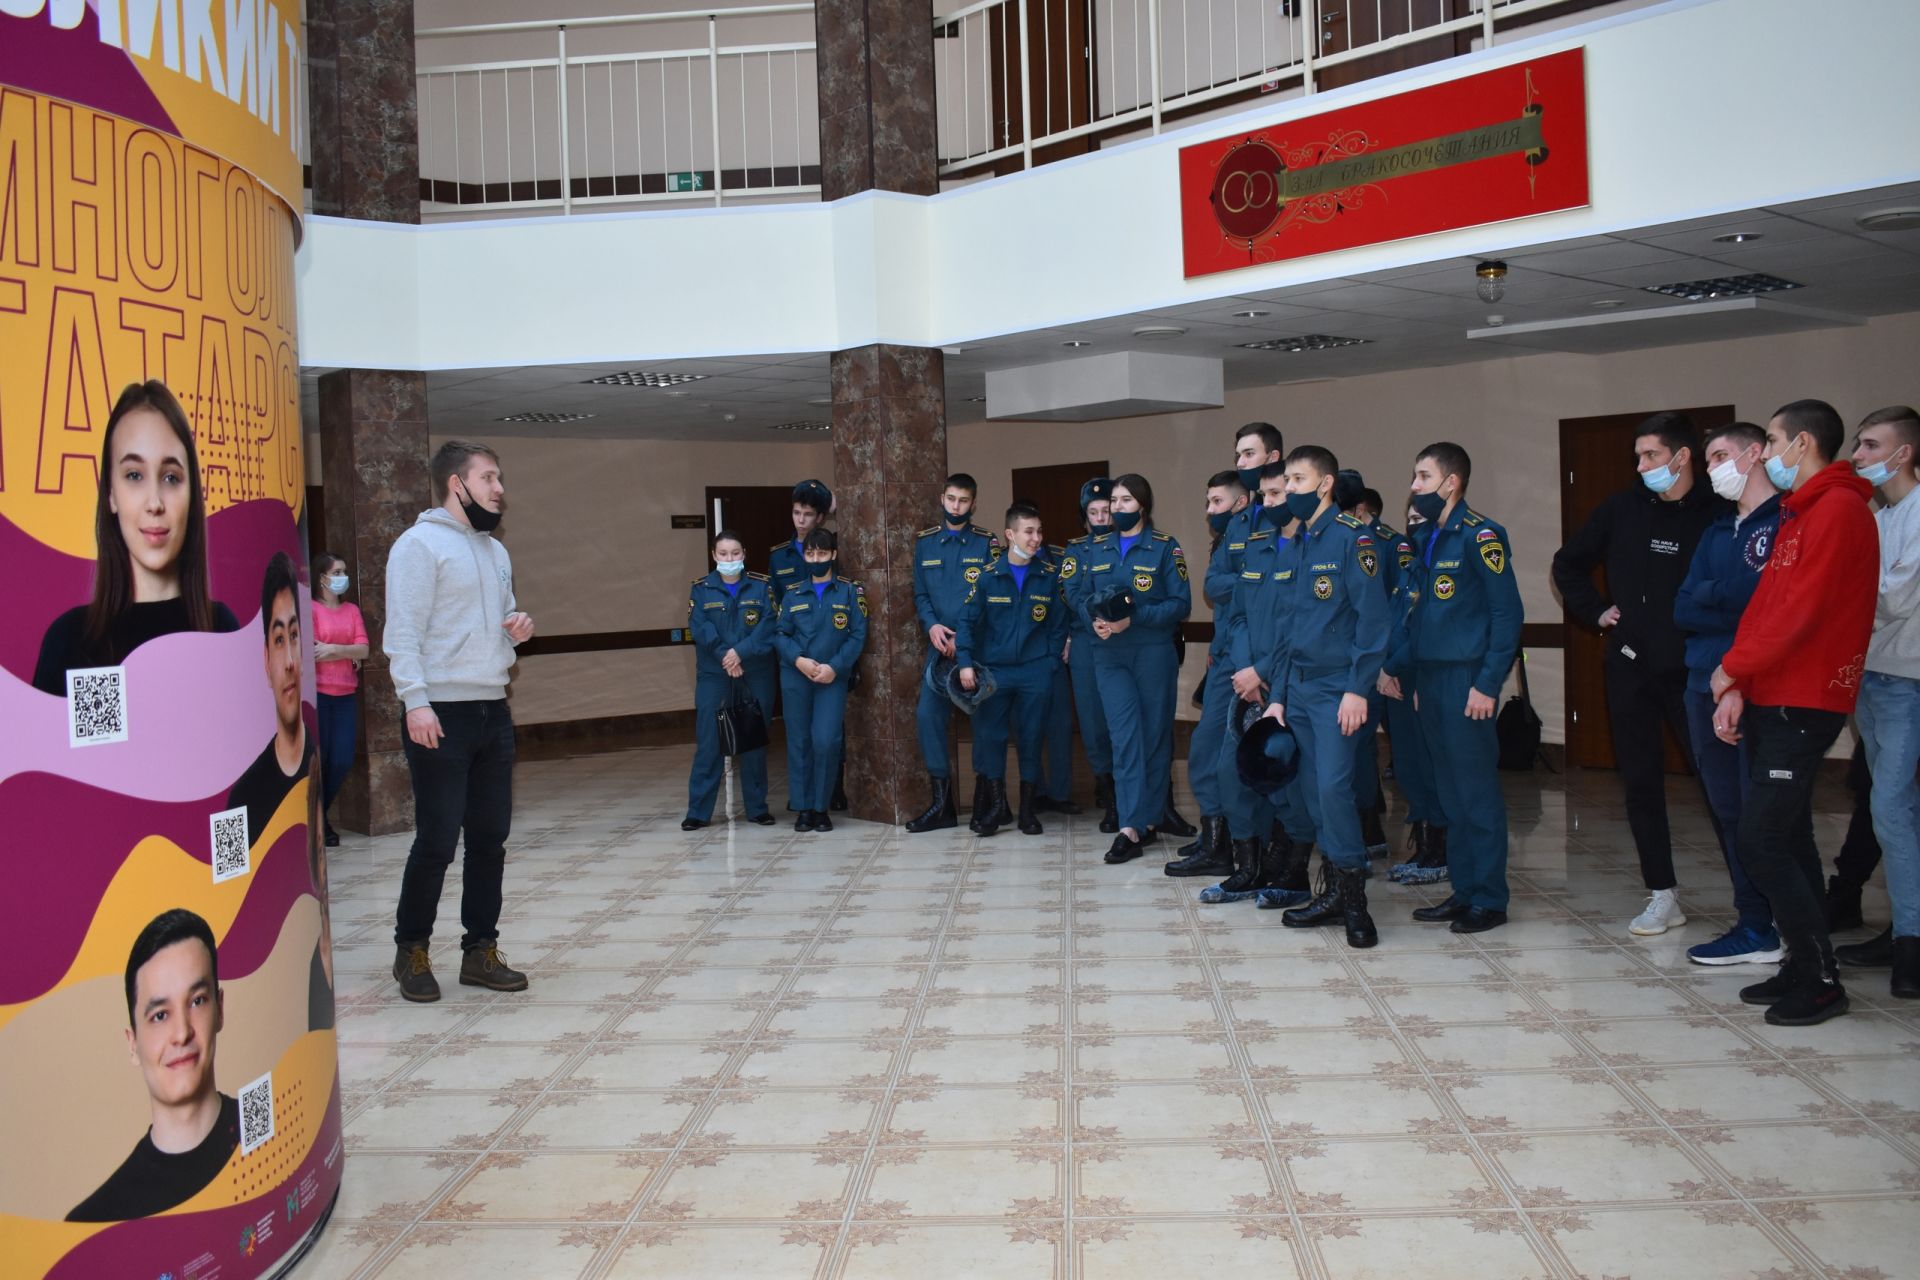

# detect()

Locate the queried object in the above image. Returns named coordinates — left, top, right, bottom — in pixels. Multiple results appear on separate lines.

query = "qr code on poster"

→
left=210, top=806, right=251, bottom=883
left=239, top=1071, right=275, bottom=1155
left=66, top=666, right=129, bottom=747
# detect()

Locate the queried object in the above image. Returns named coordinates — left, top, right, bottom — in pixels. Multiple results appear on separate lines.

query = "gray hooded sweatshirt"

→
left=384, top=508, right=520, bottom=711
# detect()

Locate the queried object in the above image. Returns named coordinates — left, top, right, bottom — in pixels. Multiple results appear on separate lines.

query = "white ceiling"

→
left=301, top=181, right=1920, bottom=440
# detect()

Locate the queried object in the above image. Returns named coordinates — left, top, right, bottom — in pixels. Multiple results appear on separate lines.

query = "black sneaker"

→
left=460, top=943, right=529, bottom=992
left=325, top=825, right=340, bottom=847
left=393, top=944, right=440, bottom=1002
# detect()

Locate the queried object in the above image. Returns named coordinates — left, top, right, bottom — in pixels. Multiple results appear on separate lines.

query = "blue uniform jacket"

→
left=775, top=577, right=868, bottom=671
left=1204, top=503, right=1264, bottom=657
left=769, top=539, right=809, bottom=598
left=688, top=571, right=779, bottom=677
left=1366, top=518, right=1415, bottom=597
left=1388, top=504, right=1523, bottom=698
left=1276, top=509, right=1391, bottom=697
left=955, top=555, right=1068, bottom=670
left=1672, top=493, right=1783, bottom=694
left=1060, top=532, right=1102, bottom=638
left=1066, top=525, right=1193, bottom=648
left=1224, top=526, right=1293, bottom=685
left=914, top=523, right=1001, bottom=633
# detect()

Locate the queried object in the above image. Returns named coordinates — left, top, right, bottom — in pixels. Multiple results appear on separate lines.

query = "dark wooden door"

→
left=706, top=486, right=798, bottom=578
left=1557, top=406, right=1734, bottom=772
left=983, top=0, right=1095, bottom=173
left=1011, top=459, right=1110, bottom=552
left=1313, top=0, right=1473, bottom=93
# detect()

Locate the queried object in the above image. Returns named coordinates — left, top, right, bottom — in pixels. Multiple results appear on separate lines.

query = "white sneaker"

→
left=1629, top=888, right=1687, bottom=936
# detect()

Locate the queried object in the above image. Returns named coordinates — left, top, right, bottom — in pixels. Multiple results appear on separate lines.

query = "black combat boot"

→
left=831, top=764, right=849, bottom=812
left=1826, top=875, right=1866, bottom=933
left=966, top=776, right=993, bottom=835
left=1836, top=927, right=1893, bottom=968
left=1358, top=805, right=1389, bottom=856
left=1166, top=816, right=1232, bottom=878
left=1281, top=859, right=1343, bottom=929
left=1394, top=824, right=1449, bottom=885
left=1096, top=776, right=1120, bottom=834
left=1892, top=936, right=1920, bottom=1000
left=993, top=781, right=1014, bottom=827
left=1333, top=866, right=1378, bottom=949
left=975, top=777, right=1008, bottom=838
left=1270, top=826, right=1312, bottom=893
left=906, top=775, right=958, bottom=834
left=1017, top=781, right=1044, bottom=835
left=1160, top=788, right=1197, bottom=838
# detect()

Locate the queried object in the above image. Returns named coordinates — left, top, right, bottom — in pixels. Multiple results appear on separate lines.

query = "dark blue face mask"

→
left=1260, top=502, right=1290, bottom=531
left=1409, top=491, right=1447, bottom=525
left=1109, top=508, right=1142, bottom=532
left=1207, top=509, right=1234, bottom=535
left=1236, top=466, right=1264, bottom=493
left=809, top=559, right=835, bottom=580
left=1283, top=490, right=1322, bottom=523
left=943, top=505, right=970, bottom=528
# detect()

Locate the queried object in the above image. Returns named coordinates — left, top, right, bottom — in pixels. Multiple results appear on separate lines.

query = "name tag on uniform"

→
left=1310, top=561, right=1340, bottom=573
left=1031, top=594, right=1052, bottom=603
left=1435, top=559, right=1461, bottom=570
left=789, top=602, right=811, bottom=611
left=1090, top=562, right=1113, bottom=571
left=1241, top=570, right=1262, bottom=580
left=1228, top=541, right=1245, bottom=551
left=921, top=559, right=942, bottom=566
left=987, top=595, right=1013, bottom=603
left=702, top=601, right=726, bottom=608
left=961, top=556, right=985, bottom=564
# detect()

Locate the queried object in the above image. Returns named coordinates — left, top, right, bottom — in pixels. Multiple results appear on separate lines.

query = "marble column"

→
left=308, top=0, right=430, bottom=833
left=816, top=4, right=948, bottom=822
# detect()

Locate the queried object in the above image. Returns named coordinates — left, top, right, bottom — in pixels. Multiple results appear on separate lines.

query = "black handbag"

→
left=1496, top=651, right=1545, bottom=772
left=717, top=678, right=769, bottom=756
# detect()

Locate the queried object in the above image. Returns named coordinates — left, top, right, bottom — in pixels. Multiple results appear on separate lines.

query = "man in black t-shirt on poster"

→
left=226, top=552, right=315, bottom=842
left=68, top=910, right=239, bottom=1222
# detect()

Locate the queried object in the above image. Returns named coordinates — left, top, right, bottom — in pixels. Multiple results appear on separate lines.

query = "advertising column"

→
left=0, top=3, right=342, bottom=1277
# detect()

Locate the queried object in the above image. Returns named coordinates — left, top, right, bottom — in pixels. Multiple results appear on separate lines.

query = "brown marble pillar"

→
left=815, top=4, right=946, bottom=822
left=308, top=0, right=429, bottom=833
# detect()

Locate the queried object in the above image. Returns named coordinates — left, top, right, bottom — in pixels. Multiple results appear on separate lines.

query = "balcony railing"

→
left=415, top=5, right=820, bottom=217
left=933, top=0, right=1606, bottom=175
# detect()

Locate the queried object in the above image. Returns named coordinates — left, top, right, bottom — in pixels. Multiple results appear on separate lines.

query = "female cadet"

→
left=1073, top=474, right=1192, bottom=863
left=683, top=530, right=781, bottom=830
left=774, top=528, right=867, bottom=832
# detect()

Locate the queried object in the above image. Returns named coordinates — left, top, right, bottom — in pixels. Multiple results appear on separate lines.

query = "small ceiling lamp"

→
left=1474, top=260, right=1509, bottom=304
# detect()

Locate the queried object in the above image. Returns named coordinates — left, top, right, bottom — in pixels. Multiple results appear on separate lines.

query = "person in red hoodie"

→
left=1710, top=399, right=1879, bottom=1026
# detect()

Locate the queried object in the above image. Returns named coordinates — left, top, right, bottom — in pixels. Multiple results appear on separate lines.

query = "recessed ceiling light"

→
left=1131, top=325, right=1187, bottom=340
left=767, top=420, right=830, bottom=431
left=1855, top=207, right=1920, bottom=232
left=1711, top=231, right=1763, bottom=244
left=581, top=371, right=710, bottom=387
left=1232, top=309, right=1270, bottom=319
left=1237, top=334, right=1370, bottom=353
left=1589, top=298, right=1626, bottom=309
left=1061, top=340, right=1092, bottom=348
left=496, top=411, right=596, bottom=423
left=1643, top=272, right=1802, bottom=302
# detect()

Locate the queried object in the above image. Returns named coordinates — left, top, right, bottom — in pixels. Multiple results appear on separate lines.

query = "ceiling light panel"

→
left=580, top=371, right=712, bottom=387
left=1236, top=334, right=1371, bottom=352
left=496, top=411, right=597, bottom=423
left=1642, top=273, right=1803, bottom=302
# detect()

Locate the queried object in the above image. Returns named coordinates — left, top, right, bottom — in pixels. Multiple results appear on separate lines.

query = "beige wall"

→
left=952, top=310, right=1920, bottom=744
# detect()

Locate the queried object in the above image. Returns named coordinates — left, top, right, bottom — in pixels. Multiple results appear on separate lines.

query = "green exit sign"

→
left=667, top=171, right=706, bottom=193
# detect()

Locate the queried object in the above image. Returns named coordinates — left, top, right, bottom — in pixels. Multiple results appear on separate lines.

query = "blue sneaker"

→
left=1686, top=923, right=1785, bottom=967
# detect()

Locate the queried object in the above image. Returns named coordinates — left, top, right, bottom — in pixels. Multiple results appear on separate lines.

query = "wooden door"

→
left=1557, top=406, right=1734, bottom=772
left=983, top=0, right=1095, bottom=173
left=1011, top=459, right=1111, bottom=552
left=706, top=486, right=800, bottom=578
left=1313, top=0, right=1473, bottom=93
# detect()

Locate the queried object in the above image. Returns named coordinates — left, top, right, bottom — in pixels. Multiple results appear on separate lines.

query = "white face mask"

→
left=716, top=559, right=745, bottom=577
left=1708, top=454, right=1750, bottom=502
left=1007, top=544, right=1033, bottom=564
left=325, top=574, right=350, bottom=595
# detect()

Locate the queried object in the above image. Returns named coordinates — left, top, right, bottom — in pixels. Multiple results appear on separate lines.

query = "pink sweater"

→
left=313, top=599, right=369, bottom=695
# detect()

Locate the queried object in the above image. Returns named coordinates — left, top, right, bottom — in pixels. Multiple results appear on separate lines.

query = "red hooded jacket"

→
left=1720, top=461, right=1878, bottom=712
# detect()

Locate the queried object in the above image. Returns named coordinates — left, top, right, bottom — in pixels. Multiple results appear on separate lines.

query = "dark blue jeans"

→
left=1683, top=689, right=1772, bottom=932
left=316, top=692, right=359, bottom=818
left=395, top=700, right=515, bottom=950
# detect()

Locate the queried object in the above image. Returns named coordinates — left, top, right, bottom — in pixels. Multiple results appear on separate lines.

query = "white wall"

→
left=952, top=310, right=1920, bottom=744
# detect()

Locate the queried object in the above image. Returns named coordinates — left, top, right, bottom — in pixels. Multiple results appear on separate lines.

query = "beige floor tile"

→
left=1075, top=1032, right=1240, bottom=1082
left=1080, top=992, right=1220, bottom=1034
left=1075, top=1143, right=1275, bottom=1215
left=923, top=994, right=1063, bottom=1035
left=650, top=1148, right=858, bottom=1220
left=1768, top=1194, right=1920, bottom=1278
left=652, top=965, right=789, bottom=999
left=1242, top=1028, right=1413, bottom=1077
left=1446, top=1069, right=1643, bottom=1131
left=1072, top=957, right=1211, bottom=991
left=371, top=1225, right=603, bottom=1278
left=730, top=1039, right=898, bottom=1087
left=1284, top=1140, right=1497, bottom=1211
left=433, top=1151, right=653, bottom=1221
left=401, top=1041, right=575, bottom=1091
left=1264, top=1076, right=1450, bottom=1136
left=788, top=963, right=928, bottom=998
left=1076, top=1217, right=1305, bottom=1277
left=509, top=1090, right=699, bottom=1148
left=1373, top=982, right=1539, bottom=1024
left=332, top=1152, right=469, bottom=1223
left=559, top=1038, right=732, bottom=1089
left=905, top=1035, right=1064, bottom=1085
left=1076, top=1081, right=1258, bottom=1142
left=702, top=1088, right=882, bottom=1146
left=886, top=1086, right=1063, bottom=1144
left=1543, top=1206, right=1806, bottom=1278
left=1697, top=1123, right=1920, bottom=1196
left=1410, top=1023, right=1593, bottom=1072
left=929, top=961, right=1065, bottom=996
left=466, top=1001, right=623, bottom=1043
left=840, top=1222, right=1062, bottom=1279
left=601, top=1224, right=828, bottom=1280
left=347, top=1089, right=523, bottom=1150
left=1490, top=1130, right=1718, bottom=1203
left=1629, top=1062, right=1836, bottom=1123
left=1313, top=1212, right=1553, bottom=1279
left=861, top=1146, right=1063, bottom=1217
left=611, top=999, right=761, bottom=1041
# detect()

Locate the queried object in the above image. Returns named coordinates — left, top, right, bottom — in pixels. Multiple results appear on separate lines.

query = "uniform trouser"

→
left=1286, top=671, right=1370, bottom=873
left=1034, top=661, right=1076, bottom=799
left=1603, top=653, right=1695, bottom=891
left=972, top=659, right=1055, bottom=782
left=1095, top=640, right=1178, bottom=833
left=780, top=669, right=850, bottom=812
left=1738, top=706, right=1846, bottom=954
left=1352, top=691, right=1383, bottom=814
left=1414, top=663, right=1508, bottom=911
left=1383, top=679, right=1444, bottom=827
left=1855, top=672, right=1920, bottom=938
left=1682, top=689, right=1773, bottom=932
left=688, top=667, right=779, bottom=821
left=1068, top=632, right=1113, bottom=776
left=916, top=647, right=958, bottom=779
left=1187, top=657, right=1234, bottom=816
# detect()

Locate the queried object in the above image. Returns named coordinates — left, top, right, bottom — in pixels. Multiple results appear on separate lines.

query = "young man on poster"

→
left=386, top=441, right=536, bottom=1003
left=68, top=910, right=239, bottom=1222
left=225, top=552, right=314, bottom=842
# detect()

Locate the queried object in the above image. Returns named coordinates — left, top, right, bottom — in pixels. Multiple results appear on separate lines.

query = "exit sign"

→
left=667, top=171, right=706, bottom=193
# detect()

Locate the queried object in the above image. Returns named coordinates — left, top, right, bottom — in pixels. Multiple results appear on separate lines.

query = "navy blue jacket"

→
left=955, top=555, right=1068, bottom=670
left=1276, top=509, right=1391, bottom=697
left=1673, top=494, right=1783, bottom=694
left=775, top=577, right=868, bottom=672
left=1387, top=504, right=1524, bottom=698
left=1066, top=525, right=1193, bottom=649
left=769, top=539, right=809, bottom=598
left=1205, top=502, right=1264, bottom=658
left=1225, top=527, right=1293, bottom=685
left=687, top=571, right=779, bottom=677
left=913, top=523, right=1000, bottom=633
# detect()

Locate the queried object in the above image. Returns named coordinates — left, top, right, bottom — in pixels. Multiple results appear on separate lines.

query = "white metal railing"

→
left=934, top=0, right=1601, bottom=174
left=416, top=5, right=820, bottom=216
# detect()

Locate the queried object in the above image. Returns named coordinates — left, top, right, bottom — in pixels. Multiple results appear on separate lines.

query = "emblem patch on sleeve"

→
left=1479, top=541, right=1506, bottom=574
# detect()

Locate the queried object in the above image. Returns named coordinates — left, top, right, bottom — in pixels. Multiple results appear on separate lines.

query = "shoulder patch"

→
left=690, top=576, right=706, bottom=588
left=971, top=525, right=993, bottom=538
left=747, top=570, right=770, bottom=581
left=1335, top=512, right=1364, bottom=528
left=770, top=542, right=789, bottom=553
left=918, top=526, right=941, bottom=538
left=1462, top=511, right=1484, bottom=527
left=1068, top=534, right=1090, bottom=546
left=1152, top=530, right=1172, bottom=542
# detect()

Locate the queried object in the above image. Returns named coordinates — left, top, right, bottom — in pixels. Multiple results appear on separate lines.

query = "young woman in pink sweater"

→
left=312, top=552, right=371, bottom=846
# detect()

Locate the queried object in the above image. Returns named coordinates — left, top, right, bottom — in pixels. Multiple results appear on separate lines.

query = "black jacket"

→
left=1551, top=480, right=1729, bottom=673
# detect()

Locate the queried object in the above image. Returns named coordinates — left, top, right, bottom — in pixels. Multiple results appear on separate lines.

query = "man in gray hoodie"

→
left=385, top=440, right=537, bottom=1002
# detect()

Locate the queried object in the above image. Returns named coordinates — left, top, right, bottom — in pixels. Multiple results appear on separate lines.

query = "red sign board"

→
left=1179, top=49, right=1589, bottom=279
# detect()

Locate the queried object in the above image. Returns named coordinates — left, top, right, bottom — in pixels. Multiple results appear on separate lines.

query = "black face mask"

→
left=943, top=505, right=970, bottom=528
left=1409, top=491, right=1447, bottom=526
left=1109, top=508, right=1142, bottom=533
left=1207, top=509, right=1234, bottom=535
left=1236, top=466, right=1264, bottom=493
left=810, top=559, right=835, bottom=580
left=456, top=477, right=502, bottom=532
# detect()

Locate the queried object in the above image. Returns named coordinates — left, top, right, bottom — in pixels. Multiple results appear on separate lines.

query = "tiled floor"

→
left=304, top=749, right=1918, bottom=1279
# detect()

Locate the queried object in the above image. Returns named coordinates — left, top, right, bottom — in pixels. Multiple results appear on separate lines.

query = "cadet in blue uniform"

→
left=683, top=531, right=781, bottom=830
left=1386, top=442, right=1522, bottom=933
left=774, top=528, right=867, bottom=833
left=1263, top=447, right=1391, bottom=948
left=1032, top=537, right=1081, bottom=815
left=956, top=502, right=1069, bottom=836
left=1072, top=474, right=1193, bottom=864
left=1380, top=496, right=1451, bottom=883
left=770, top=480, right=834, bottom=812
left=1171, top=425, right=1286, bottom=879
left=1338, top=481, right=1395, bottom=857
left=906, top=474, right=1001, bottom=832
left=1060, top=480, right=1116, bottom=828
